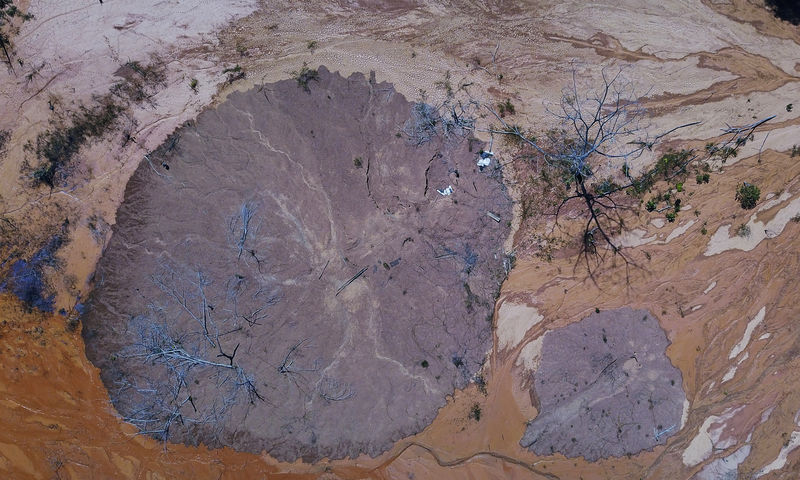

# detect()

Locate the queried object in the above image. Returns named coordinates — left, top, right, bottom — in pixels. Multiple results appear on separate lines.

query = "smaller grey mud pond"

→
left=83, top=67, right=511, bottom=461
left=521, top=308, right=686, bottom=461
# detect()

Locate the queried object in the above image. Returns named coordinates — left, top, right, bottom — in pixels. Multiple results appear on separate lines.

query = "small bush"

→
left=696, top=173, right=710, bottom=184
left=0, top=129, right=9, bottom=154
left=736, top=224, right=751, bottom=237
left=25, top=97, right=123, bottom=188
left=111, top=60, right=167, bottom=104
left=654, top=149, right=692, bottom=179
left=223, top=64, right=245, bottom=83
left=469, top=403, right=481, bottom=421
left=291, top=63, right=319, bottom=92
left=497, top=99, right=515, bottom=117
left=189, top=78, right=198, bottom=92
left=353, top=157, right=363, bottom=168
left=665, top=211, right=676, bottom=223
left=645, top=199, right=656, bottom=212
left=735, top=183, right=761, bottom=209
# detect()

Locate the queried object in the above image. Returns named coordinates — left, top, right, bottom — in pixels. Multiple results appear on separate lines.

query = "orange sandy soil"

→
left=3, top=0, right=800, bottom=478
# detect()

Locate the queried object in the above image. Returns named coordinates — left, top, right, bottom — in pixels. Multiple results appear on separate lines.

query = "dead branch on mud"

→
left=402, top=73, right=480, bottom=146
left=484, top=68, right=774, bottom=279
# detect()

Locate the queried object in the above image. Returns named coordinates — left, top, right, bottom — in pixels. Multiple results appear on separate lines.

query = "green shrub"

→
left=497, top=99, right=515, bottom=117
left=654, top=149, right=691, bottom=179
left=666, top=211, right=676, bottom=223
left=291, top=63, right=319, bottom=92
left=645, top=199, right=656, bottom=212
left=469, top=403, right=482, bottom=421
left=735, top=183, right=760, bottom=209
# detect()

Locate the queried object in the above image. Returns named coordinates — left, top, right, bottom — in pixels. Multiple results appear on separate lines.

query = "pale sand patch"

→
left=720, top=352, right=750, bottom=385
left=691, top=305, right=702, bottom=312
left=704, top=281, right=717, bottom=294
left=549, top=1, right=800, bottom=73
left=516, top=335, right=545, bottom=373
left=721, top=351, right=748, bottom=384
left=683, top=406, right=745, bottom=466
left=695, top=445, right=751, bottom=480
left=705, top=195, right=800, bottom=256
left=721, top=366, right=737, bottom=383
left=614, top=219, right=694, bottom=248
left=665, top=219, right=695, bottom=243
left=615, top=228, right=657, bottom=247
left=756, top=432, right=800, bottom=478
left=729, top=307, right=766, bottom=360
left=683, top=417, right=715, bottom=467
left=680, top=399, right=690, bottom=430
left=653, top=83, right=800, bottom=158
left=759, top=333, right=771, bottom=341
left=496, top=302, right=543, bottom=350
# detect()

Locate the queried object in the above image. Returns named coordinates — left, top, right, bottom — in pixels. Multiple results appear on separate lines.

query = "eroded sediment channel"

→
left=83, top=67, right=511, bottom=461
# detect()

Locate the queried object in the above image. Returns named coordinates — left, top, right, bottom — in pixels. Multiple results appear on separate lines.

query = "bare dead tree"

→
left=229, top=202, right=256, bottom=260
left=317, top=376, right=355, bottom=402
left=118, top=314, right=264, bottom=443
left=402, top=74, right=480, bottom=146
left=484, top=68, right=776, bottom=277
left=277, top=339, right=320, bottom=392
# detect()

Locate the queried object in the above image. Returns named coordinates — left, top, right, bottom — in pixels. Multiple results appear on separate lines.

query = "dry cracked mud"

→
left=521, top=308, right=686, bottom=461
left=82, top=67, right=511, bottom=461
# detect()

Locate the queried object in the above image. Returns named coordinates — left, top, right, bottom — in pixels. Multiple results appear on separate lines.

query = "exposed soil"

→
left=520, top=308, right=686, bottom=461
left=4, top=0, right=800, bottom=478
left=82, top=67, right=511, bottom=461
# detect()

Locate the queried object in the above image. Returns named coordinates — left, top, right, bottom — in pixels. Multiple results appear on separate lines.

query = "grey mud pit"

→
left=83, top=67, right=511, bottom=461
left=521, top=308, right=687, bottom=461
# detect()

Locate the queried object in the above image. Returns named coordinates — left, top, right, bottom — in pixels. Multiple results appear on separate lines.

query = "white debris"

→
left=477, top=150, right=494, bottom=167
left=437, top=185, right=454, bottom=196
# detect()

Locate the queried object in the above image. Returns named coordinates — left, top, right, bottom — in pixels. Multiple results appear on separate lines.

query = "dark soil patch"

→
left=520, top=308, right=686, bottom=462
left=765, top=0, right=800, bottom=25
left=83, top=67, right=511, bottom=461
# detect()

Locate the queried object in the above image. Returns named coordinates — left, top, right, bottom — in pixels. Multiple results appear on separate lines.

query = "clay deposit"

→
left=520, top=308, right=685, bottom=461
left=82, top=67, right=511, bottom=461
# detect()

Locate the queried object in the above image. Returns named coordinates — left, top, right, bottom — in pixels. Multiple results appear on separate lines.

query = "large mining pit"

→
left=521, top=308, right=686, bottom=461
left=82, top=67, right=511, bottom=461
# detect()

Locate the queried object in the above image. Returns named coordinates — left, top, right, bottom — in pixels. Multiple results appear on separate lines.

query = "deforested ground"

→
left=82, top=67, right=511, bottom=461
